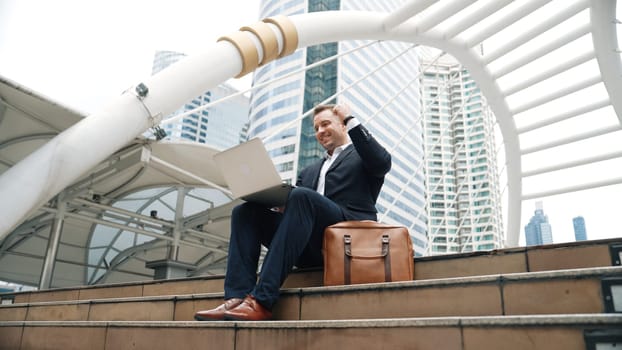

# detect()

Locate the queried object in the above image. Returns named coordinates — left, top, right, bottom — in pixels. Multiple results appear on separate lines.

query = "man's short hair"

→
left=313, top=104, right=337, bottom=117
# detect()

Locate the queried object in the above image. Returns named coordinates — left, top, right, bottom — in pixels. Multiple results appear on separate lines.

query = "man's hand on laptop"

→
left=271, top=206, right=285, bottom=213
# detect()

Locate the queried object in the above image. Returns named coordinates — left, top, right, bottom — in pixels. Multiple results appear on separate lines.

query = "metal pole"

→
left=168, top=187, right=186, bottom=261
left=38, top=195, right=66, bottom=290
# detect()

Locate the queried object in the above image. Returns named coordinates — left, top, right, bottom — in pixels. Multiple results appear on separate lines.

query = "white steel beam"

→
left=383, top=0, right=438, bottom=30
left=521, top=124, right=621, bottom=154
left=523, top=149, right=622, bottom=177
left=522, top=176, right=622, bottom=200
left=503, top=51, right=595, bottom=96
left=482, top=0, right=589, bottom=62
left=491, top=22, right=591, bottom=79
left=39, top=206, right=211, bottom=251
left=516, top=98, right=609, bottom=133
left=38, top=195, right=66, bottom=290
left=590, top=0, right=622, bottom=123
left=444, top=0, right=515, bottom=39
left=412, top=0, right=477, bottom=33
left=71, top=197, right=175, bottom=229
left=465, top=0, right=552, bottom=47
left=511, top=74, right=601, bottom=115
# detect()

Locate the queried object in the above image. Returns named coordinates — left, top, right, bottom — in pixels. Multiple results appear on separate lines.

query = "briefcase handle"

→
left=343, top=234, right=390, bottom=258
left=343, top=234, right=392, bottom=284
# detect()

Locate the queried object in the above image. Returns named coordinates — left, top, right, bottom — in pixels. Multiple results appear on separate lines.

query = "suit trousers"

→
left=224, top=187, right=346, bottom=309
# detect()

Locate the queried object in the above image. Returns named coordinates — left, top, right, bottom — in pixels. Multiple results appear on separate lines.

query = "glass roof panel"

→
left=136, top=234, right=156, bottom=245
left=90, top=226, right=117, bottom=248
left=112, top=231, right=136, bottom=251
left=88, top=248, right=106, bottom=266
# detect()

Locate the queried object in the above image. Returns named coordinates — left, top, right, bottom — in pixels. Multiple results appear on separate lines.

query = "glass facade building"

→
left=524, top=201, right=553, bottom=246
left=252, top=0, right=427, bottom=255
left=573, top=216, right=587, bottom=241
left=152, top=50, right=249, bottom=149
left=420, top=55, right=504, bottom=254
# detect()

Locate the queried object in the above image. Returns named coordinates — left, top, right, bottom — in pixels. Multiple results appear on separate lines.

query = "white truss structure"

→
left=0, top=0, right=620, bottom=286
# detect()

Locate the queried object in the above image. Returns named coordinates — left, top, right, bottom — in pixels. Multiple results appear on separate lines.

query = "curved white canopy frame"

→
left=0, top=0, right=620, bottom=248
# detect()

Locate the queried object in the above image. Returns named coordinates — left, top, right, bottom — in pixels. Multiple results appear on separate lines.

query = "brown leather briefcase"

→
left=323, top=221, right=414, bottom=286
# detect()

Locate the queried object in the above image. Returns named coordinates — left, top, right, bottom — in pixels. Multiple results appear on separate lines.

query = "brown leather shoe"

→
left=194, top=298, right=243, bottom=321
left=224, top=295, right=272, bottom=321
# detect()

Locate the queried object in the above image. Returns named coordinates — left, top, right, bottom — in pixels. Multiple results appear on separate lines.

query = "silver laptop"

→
left=213, top=138, right=293, bottom=207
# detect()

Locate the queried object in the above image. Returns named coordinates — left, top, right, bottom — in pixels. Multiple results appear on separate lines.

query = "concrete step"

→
left=1, top=314, right=621, bottom=350
left=1, top=266, right=620, bottom=322
left=414, top=236, right=622, bottom=280
left=3, top=237, right=620, bottom=305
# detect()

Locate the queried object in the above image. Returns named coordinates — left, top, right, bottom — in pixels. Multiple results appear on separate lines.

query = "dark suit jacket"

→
left=296, top=123, right=391, bottom=221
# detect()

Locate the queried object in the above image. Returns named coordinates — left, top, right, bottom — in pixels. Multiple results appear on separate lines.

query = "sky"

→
left=0, top=0, right=620, bottom=246
left=0, top=0, right=258, bottom=113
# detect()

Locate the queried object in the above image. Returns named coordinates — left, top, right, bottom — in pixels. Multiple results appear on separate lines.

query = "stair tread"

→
left=2, top=265, right=619, bottom=307
left=2, top=313, right=621, bottom=328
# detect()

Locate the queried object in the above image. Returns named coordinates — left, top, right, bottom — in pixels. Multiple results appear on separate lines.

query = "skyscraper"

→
left=251, top=0, right=428, bottom=255
left=524, top=201, right=553, bottom=246
left=573, top=216, right=587, bottom=241
left=152, top=50, right=249, bottom=149
left=420, top=54, right=505, bottom=254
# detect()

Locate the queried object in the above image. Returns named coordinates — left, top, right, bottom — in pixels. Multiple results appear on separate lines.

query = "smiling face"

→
left=313, top=108, right=349, bottom=155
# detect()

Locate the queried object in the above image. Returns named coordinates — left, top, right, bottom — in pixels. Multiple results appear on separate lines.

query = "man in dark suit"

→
left=194, top=103, right=391, bottom=321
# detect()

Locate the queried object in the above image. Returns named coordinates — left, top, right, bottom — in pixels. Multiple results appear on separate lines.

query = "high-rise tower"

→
left=524, top=201, right=553, bottom=246
left=573, top=216, right=587, bottom=241
left=420, top=54, right=505, bottom=254
left=251, top=0, right=428, bottom=255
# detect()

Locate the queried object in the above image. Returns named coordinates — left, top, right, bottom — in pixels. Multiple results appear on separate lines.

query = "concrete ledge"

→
left=3, top=315, right=620, bottom=350
left=294, top=265, right=622, bottom=295
left=2, top=313, right=621, bottom=328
